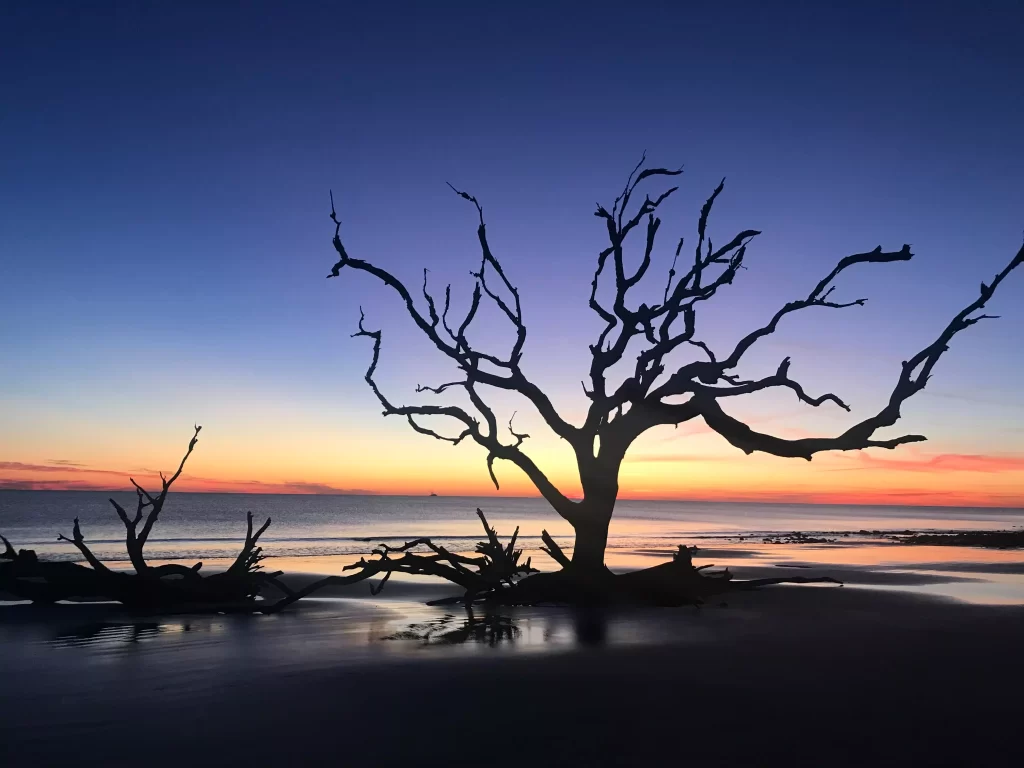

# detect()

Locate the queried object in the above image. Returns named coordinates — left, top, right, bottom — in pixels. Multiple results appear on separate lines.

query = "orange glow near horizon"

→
left=2, top=442, right=1023, bottom=508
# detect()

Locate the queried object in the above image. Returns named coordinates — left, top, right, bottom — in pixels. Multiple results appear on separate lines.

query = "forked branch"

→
left=332, top=190, right=582, bottom=523
left=694, top=241, right=1024, bottom=459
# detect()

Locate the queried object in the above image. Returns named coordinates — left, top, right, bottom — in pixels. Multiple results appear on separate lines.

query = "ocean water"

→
left=1, top=490, right=1021, bottom=565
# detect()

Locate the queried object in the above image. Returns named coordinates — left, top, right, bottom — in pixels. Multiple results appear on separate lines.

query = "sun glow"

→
left=2, top=428, right=1022, bottom=508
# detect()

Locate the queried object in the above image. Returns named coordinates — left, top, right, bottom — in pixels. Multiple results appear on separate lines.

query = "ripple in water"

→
left=48, top=621, right=191, bottom=649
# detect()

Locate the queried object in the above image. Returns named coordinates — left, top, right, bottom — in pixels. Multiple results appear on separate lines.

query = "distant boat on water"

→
left=429, top=492, right=438, bottom=497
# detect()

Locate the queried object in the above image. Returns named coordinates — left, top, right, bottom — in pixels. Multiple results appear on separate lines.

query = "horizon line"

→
left=1, top=487, right=1022, bottom=511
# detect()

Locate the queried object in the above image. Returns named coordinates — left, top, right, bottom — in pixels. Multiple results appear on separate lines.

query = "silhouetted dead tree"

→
left=0, top=427, right=311, bottom=613
left=328, top=156, right=1023, bottom=592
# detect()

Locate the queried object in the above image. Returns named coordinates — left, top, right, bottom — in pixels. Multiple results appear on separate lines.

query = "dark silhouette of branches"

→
left=0, top=428, right=304, bottom=612
left=386, top=608, right=521, bottom=646
left=253, top=508, right=538, bottom=613
left=330, top=157, right=1022, bottom=574
left=332, top=187, right=579, bottom=522
left=342, top=508, right=537, bottom=604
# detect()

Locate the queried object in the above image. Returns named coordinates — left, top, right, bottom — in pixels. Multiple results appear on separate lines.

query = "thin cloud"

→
left=621, top=486, right=1024, bottom=508
left=921, top=390, right=1024, bottom=410
left=653, top=422, right=712, bottom=442
left=0, top=464, right=378, bottom=495
left=625, top=453, right=734, bottom=464
left=0, top=479, right=104, bottom=491
left=217, top=479, right=379, bottom=495
left=653, top=408, right=839, bottom=444
left=0, top=461, right=124, bottom=476
left=0, top=461, right=71, bottom=473
left=0, top=452, right=381, bottom=495
left=829, top=452, right=1024, bottom=474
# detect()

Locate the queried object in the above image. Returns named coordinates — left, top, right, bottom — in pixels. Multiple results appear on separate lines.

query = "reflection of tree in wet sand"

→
left=50, top=621, right=191, bottom=649
left=387, top=609, right=519, bottom=646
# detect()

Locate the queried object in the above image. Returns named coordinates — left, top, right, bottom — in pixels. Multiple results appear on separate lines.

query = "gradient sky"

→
left=2, top=1, right=1023, bottom=506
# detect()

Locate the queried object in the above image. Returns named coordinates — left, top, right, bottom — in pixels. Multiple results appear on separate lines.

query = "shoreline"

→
left=5, top=531, right=1024, bottom=608
left=6, top=523, right=1023, bottom=564
left=5, top=487, right=1023, bottom=511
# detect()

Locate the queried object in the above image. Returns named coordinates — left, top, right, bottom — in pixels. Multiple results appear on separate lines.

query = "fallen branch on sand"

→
left=446, top=543, right=842, bottom=608
left=257, top=507, right=540, bottom=614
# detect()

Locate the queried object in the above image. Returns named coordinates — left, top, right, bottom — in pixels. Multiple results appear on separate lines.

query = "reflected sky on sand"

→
left=1, top=533, right=1022, bottom=670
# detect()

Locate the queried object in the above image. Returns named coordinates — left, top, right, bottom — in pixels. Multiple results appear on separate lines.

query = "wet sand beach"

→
left=3, top=537, right=1024, bottom=767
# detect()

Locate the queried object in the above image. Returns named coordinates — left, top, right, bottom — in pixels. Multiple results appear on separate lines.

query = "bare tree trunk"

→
left=569, top=499, right=614, bottom=573
left=571, top=519, right=610, bottom=571
left=569, top=460, right=620, bottom=572
left=126, top=539, right=148, bottom=575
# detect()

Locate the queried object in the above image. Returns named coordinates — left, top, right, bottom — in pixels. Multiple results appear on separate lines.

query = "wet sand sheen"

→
left=2, top=586, right=1023, bottom=766
left=3, top=536, right=1023, bottom=766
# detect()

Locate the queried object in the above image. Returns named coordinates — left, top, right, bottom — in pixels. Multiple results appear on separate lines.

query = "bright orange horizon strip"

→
left=2, top=457, right=1022, bottom=508
left=3, top=424, right=1024, bottom=510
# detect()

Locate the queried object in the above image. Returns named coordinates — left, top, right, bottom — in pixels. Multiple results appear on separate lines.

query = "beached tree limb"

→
left=0, top=428, right=317, bottom=613
left=227, top=511, right=273, bottom=575
left=250, top=508, right=540, bottom=613
left=57, top=518, right=113, bottom=575
left=334, top=508, right=538, bottom=605
left=329, top=156, right=1023, bottom=578
left=540, top=530, right=572, bottom=570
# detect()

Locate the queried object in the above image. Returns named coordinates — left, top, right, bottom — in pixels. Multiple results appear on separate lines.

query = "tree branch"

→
left=57, top=518, right=113, bottom=574
left=228, top=511, right=273, bottom=574
left=692, top=357, right=851, bottom=411
left=587, top=172, right=758, bottom=429
left=350, top=309, right=581, bottom=522
left=329, top=190, right=578, bottom=445
left=697, top=240, right=1024, bottom=460
left=722, top=244, right=914, bottom=370
left=135, top=425, right=202, bottom=553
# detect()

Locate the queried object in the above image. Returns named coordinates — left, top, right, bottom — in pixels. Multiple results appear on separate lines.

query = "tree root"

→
left=476, top=546, right=842, bottom=607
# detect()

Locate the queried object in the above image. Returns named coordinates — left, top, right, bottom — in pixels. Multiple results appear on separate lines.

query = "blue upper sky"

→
left=1, top=1, right=1022, bottom=499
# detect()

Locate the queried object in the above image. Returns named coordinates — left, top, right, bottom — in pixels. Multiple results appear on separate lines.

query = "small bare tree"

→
left=0, top=427, right=289, bottom=611
left=328, top=158, right=1022, bottom=576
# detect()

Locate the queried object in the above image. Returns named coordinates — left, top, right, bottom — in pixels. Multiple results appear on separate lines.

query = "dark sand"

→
left=2, top=580, right=1023, bottom=767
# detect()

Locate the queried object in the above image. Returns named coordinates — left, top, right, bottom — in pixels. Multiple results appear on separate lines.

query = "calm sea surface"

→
left=1, top=491, right=1021, bottom=565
